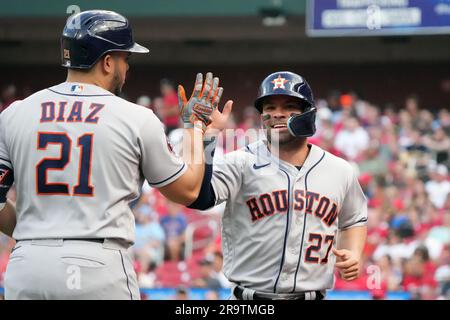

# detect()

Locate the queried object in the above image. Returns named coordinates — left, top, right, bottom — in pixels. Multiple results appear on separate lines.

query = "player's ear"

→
left=101, top=54, right=114, bottom=75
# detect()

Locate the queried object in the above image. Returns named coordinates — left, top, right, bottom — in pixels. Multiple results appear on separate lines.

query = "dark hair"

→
left=414, top=246, right=430, bottom=262
left=384, top=254, right=393, bottom=265
left=176, top=286, right=188, bottom=294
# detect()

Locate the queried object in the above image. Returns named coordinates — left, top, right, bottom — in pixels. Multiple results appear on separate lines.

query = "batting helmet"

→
left=254, top=71, right=316, bottom=137
left=61, top=10, right=149, bottom=69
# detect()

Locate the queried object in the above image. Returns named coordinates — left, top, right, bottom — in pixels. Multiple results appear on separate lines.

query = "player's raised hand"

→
left=206, top=98, right=233, bottom=135
left=333, top=248, right=361, bottom=281
left=178, top=72, right=220, bottom=132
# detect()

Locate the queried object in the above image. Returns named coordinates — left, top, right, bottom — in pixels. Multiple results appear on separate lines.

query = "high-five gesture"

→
left=206, top=99, right=233, bottom=135
left=178, top=72, right=223, bottom=132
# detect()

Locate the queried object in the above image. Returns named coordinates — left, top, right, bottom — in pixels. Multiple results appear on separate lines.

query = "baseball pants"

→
left=4, top=238, right=140, bottom=300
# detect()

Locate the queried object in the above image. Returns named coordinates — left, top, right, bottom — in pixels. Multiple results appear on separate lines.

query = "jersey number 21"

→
left=36, top=132, right=94, bottom=196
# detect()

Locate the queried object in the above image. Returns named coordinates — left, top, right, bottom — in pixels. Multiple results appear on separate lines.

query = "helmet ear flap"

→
left=287, top=107, right=317, bottom=138
left=80, top=46, right=89, bottom=60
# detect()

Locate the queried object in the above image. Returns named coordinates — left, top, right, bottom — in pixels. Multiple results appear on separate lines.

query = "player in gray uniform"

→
left=188, top=71, right=367, bottom=300
left=0, top=10, right=232, bottom=299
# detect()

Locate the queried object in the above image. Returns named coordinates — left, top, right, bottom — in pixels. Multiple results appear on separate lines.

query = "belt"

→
left=16, top=238, right=129, bottom=250
left=17, top=238, right=105, bottom=244
left=233, top=286, right=324, bottom=300
left=62, top=238, right=105, bottom=243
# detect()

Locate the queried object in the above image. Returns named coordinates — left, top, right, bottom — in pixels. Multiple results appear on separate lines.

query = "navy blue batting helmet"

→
left=254, top=71, right=316, bottom=137
left=61, top=10, right=149, bottom=69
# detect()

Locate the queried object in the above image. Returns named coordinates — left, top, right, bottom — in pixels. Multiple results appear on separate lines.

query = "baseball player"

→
left=189, top=71, right=368, bottom=300
left=0, top=10, right=232, bottom=299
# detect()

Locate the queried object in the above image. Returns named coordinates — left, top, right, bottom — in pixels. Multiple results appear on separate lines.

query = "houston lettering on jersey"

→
left=246, top=190, right=338, bottom=227
left=40, top=101, right=105, bottom=124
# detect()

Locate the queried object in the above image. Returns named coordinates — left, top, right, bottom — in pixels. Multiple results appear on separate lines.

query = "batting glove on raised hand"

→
left=178, top=72, right=223, bottom=132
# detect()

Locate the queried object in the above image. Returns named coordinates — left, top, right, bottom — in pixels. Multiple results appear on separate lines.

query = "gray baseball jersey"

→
left=210, top=140, right=367, bottom=293
left=0, top=82, right=186, bottom=244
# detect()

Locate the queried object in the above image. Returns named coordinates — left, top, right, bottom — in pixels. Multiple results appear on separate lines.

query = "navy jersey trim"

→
left=119, top=250, right=133, bottom=300
left=342, top=217, right=368, bottom=229
left=47, top=88, right=114, bottom=97
left=148, top=163, right=186, bottom=186
left=273, top=168, right=291, bottom=293
left=245, top=145, right=254, bottom=154
left=0, top=157, right=11, bottom=164
left=292, top=151, right=325, bottom=292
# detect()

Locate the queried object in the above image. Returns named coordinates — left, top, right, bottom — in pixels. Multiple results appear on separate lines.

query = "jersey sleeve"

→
left=138, top=113, right=187, bottom=188
left=0, top=113, right=14, bottom=211
left=338, top=166, right=368, bottom=230
left=211, top=151, right=244, bottom=205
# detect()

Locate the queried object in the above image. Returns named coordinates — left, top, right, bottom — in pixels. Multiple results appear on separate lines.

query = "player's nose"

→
left=272, top=106, right=288, bottom=119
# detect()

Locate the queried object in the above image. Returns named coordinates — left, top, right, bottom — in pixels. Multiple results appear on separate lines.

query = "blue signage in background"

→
left=306, top=0, right=450, bottom=36
left=138, top=288, right=411, bottom=300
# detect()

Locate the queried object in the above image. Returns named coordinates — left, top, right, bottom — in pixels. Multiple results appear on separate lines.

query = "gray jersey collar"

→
left=247, top=140, right=325, bottom=176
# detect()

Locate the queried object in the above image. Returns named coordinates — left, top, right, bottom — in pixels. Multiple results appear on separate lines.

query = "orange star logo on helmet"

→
left=271, top=75, right=288, bottom=90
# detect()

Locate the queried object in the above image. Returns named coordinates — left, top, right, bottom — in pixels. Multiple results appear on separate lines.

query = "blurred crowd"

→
left=0, top=81, right=449, bottom=300
left=311, top=92, right=450, bottom=300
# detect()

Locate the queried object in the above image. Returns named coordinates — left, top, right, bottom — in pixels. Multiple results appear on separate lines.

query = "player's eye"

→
left=286, top=104, right=300, bottom=111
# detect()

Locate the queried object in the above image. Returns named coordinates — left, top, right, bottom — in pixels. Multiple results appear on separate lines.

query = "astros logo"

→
left=271, top=75, right=288, bottom=90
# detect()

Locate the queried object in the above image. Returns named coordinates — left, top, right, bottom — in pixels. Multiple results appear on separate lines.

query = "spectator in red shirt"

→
left=160, top=78, right=180, bottom=134
left=402, top=246, right=438, bottom=299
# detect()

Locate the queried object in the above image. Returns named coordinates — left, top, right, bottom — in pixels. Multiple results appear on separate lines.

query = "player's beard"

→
left=267, top=128, right=295, bottom=145
left=111, top=69, right=124, bottom=96
left=262, top=113, right=299, bottom=146
left=267, top=128, right=306, bottom=150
